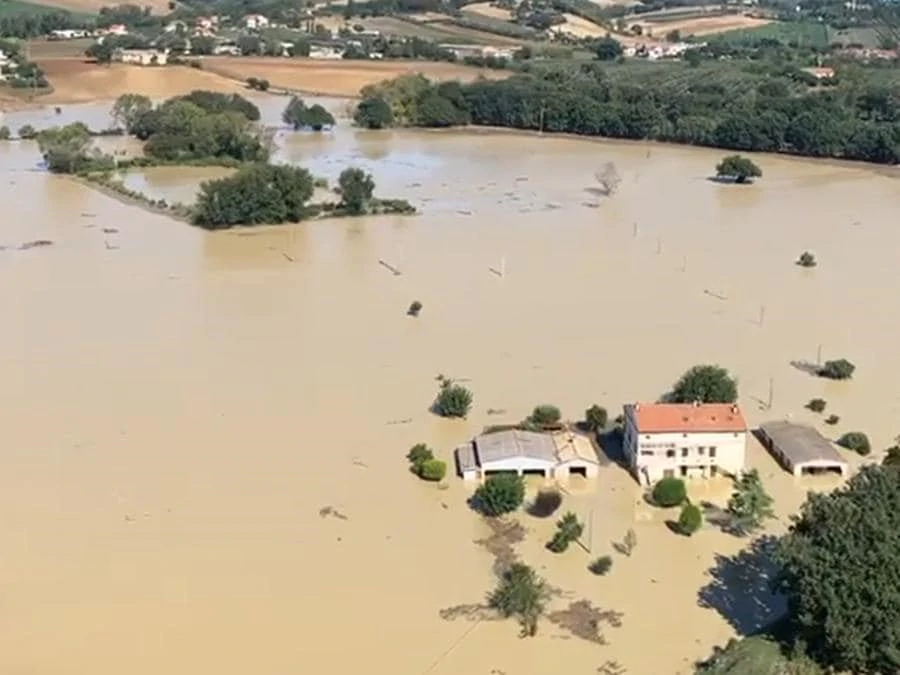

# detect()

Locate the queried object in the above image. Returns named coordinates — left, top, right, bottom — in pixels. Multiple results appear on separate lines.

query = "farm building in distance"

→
left=622, top=402, right=748, bottom=485
left=115, top=49, right=168, bottom=66
left=455, top=429, right=599, bottom=481
left=757, top=420, right=849, bottom=477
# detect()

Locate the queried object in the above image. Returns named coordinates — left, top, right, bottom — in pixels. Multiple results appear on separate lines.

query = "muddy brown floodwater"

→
left=1, top=96, right=898, bottom=675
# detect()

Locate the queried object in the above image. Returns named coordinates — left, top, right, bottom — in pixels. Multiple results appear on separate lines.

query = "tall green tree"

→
left=726, top=469, right=774, bottom=535
left=669, top=365, right=738, bottom=404
left=775, top=466, right=900, bottom=673
left=111, top=93, right=152, bottom=133
left=338, top=167, right=375, bottom=214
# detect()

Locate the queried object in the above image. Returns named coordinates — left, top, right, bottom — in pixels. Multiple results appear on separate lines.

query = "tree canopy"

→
left=354, top=96, right=394, bottom=129
left=37, top=122, right=112, bottom=174
left=338, top=167, right=376, bottom=215
left=726, top=469, right=775, bottom=535
left=669, top=364, right=738, bottom=404
left=488, top=563, right=550, bottom=637
left=192, top=164, right=315, bottom=229
left=715, top=155, right=763, bottom=183
left=282, top=97, right=336, bottom=131
left=472, top=473, right=525, bottom=516
left=774, top=466, right=900, bottom=673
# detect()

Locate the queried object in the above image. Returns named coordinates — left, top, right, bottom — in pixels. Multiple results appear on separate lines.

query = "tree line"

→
left=355, top=64, right=900, bottom=164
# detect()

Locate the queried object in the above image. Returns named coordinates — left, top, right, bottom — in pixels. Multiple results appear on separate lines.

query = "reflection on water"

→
left=1, top=96, right=899, bottom=675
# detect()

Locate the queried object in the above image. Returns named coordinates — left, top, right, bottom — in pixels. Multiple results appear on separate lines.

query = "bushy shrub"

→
left=472, top=473, right=525, bottom=516
left=407, top=300, right=423, bottom=317
left=0, top=126, right=10, bottom=141
left=418, top=458, right=447, bottom=481
left=528, top=404, right=561, bottom=426
left=546, top=511, right=583, bottom=553
left=18, top=124, right=37, bottom=140
left=678, top=502, right=703, bottom=535
left=434, top=378, right=473, bottom=418
left=825, top=414, right=840, bottom=425
left=588, top=555, right=613, bottom=575
left=819, top=359, right=855, bottom=380
left=652, top=477, right=687, bottom=507
left=797, top=251, right=817, bottom=267
left=527, top=488, right=562, bottom=518
left=806, top=398, right=827, bottom=413
left=670, top=364, right=738, bottom=404
left=407, top=443, right=433, bottom=467
left=838, top=431, right=871, bottom=456
left=584, top=404, right=608, bottom=431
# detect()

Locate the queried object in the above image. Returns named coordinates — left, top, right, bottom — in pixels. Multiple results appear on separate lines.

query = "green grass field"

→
left=709, top=20, right=832, bottom=48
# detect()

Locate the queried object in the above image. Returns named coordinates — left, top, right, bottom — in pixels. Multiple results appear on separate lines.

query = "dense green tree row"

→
left=356, top=64, right=900, bottom=164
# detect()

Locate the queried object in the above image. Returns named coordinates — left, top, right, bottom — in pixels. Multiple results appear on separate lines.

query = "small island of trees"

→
left=715, top=155, right=762, bottom=184
left=31, top=91, right=415, bottom=229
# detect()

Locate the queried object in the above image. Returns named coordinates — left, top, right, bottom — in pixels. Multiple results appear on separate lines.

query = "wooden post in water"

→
left=759, top=304, right=766, bottom=327
left=632, top=221, right=638, bottom=238
left=768, top=377, right=774, bottom=410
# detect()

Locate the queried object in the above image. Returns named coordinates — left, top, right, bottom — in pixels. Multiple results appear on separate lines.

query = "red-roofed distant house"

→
left=622, top=401, right=748, bottom=485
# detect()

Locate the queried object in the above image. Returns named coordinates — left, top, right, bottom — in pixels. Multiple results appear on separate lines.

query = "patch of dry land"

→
left=640, top=13, right=772, bottom=37
left=34, top=59, right=248, bottom=104
left=0, top=99, right=898, bottom=675
left=463, top=1, right=515, bottom=20
left=200, top=57, right=510, bottom=96
left=553, top=13, right=608, bottom=38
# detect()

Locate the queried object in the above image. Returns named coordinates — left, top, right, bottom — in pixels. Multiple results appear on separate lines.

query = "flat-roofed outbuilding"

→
left=757, top=420, right=849, bottom=477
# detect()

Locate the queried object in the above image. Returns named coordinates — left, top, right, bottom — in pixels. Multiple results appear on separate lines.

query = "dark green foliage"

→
left=487, top=563, right=550, bottom=637
left=818, top=358, right=855, bottom=380
left=338, top=167, right=375, bottom=214
left=837, top=431, right=871, bottom=455
left=588, top=555, right=613, bottom=576
left=418, top=458, right=447, bottom=481
left=528, top=404, right=561, bottom=426
left=246, top=77, right=270, bottom=91
left=806, top=398, right=827, bottom=413
left=282, top=97, right=336, bottom=131
left=415, top=91, right=468, bottom=128
left=678, top=502, right=703, bottom=536
left=695, top=636, right=823, bottom=675
left=652, top=477, right=687, bottom=507
left=883, top=445, right=900, bottom=469
left=584, top=405, right=608, bottom=431
left=527, top=488, right=562, bottom=518
left=363, top=67, right=900, bottom=164
left=406, top=442, right=433, bottom=467
left=37, top=122, right=112, bottom=174
left=726, top=469, right=775, bottom=535
left=670, top=364, right=738, bottom=404
left=192, top=164, right=315, bottom=229
left=354, top=96, right=394, bottom=129
left=0, top=9, right=86, bottom=40
left=434, top=377, right=473, bottom=418
left=775, top=466, right=900, bottom=673
left=128, top=93, right=267, bottom=164
left=407, top=300, right=423, bottom=317
left=546, top=511, right=584, bottom=553
left=18, top=124, right=36, bottom=140
left=112, top=93, right=152, bottom=133
left=0, top=126, right=10, bottom=141
left=594, top=36, right=623, bottom=61
left=472, top=473, right=525, bottom=516
left=796, top=251, right=817, bottom=268
left=715, top=154, right=762, bottom=183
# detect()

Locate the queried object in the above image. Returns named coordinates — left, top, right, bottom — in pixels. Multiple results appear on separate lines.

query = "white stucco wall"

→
left=479, top=457, right=555, bottom=476
left=623, top=414, right=746, bottom=485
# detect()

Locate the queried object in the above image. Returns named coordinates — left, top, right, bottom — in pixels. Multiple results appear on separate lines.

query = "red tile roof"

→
left=628, top=402, right=747, bottom=434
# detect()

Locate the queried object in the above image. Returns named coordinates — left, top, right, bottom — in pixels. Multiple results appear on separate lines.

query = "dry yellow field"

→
left=639, top=13, right=772, bottom=37
left=200, top=57, right=510, bottom=97
left=462, top=2, right=515, bottom=21
left=553, top=13, right=608, bottom=38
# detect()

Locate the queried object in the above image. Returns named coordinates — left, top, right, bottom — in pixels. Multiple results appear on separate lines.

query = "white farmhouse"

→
left=242, top=14, right=270, bottom=30
left=455, top=429, right=599, bottom=482
left=622, top=402, right=748, bottom=485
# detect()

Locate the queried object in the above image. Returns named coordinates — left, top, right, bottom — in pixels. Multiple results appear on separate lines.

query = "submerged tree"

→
left=111, top=93, right=152, bottom=133
left=726, top=469, right=774, bottom=535
left=488, top=563, right=551, bottom=637
left=595, top=162, right=622, bottom=195
left=546, top=511, right=584, bottom=553
left=715, top=155, right=762, bottom=184
left=472, top=473, right=525, bottom=516
left=354, top=96, right=394, bottom=129
left=669, top=364, right=738, bottom=404
left=338, top=167, right=376, bottom=215
left=433, top=376, right=473, bottom=418
left=282, top=96, right=335, bottom=131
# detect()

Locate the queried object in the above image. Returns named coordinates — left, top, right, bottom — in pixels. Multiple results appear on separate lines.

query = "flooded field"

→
left=1, top=97, right=898, bottom=675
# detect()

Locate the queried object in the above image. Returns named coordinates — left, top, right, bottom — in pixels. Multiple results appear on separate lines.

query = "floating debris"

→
left=318, top=505, right=348, bottom=521
left=387, top=418, right=412, bottom=425
left=378, top=259, right=401, bottom=276
left=102, top=227, right=119, bottom=234
left=18, top=239, right=53, bottom=250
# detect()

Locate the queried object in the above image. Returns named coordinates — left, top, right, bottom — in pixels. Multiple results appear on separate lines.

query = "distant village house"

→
left=115, top=48, right=168, bottom=66
left=622, top=402, right=748, bottom=485
left=455, top=428, right=600, bottom=482
left=242, top=14, right=270, bottom=30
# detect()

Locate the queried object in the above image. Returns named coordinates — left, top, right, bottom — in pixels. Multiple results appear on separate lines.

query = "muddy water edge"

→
left=1, top=96, right=898, bottom=675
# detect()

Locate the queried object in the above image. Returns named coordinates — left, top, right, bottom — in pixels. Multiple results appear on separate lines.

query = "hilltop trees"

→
left=669, top=365, right=738, bottom=404
left=775, top=466, right=900, bottom=673
left=715, top=155, right=762, bottom=183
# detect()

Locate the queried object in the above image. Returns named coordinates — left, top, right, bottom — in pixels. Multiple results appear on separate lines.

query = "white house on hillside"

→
left=242, top=14, right=270, bottom=30
left=622, top=401, right=748, bottom=485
